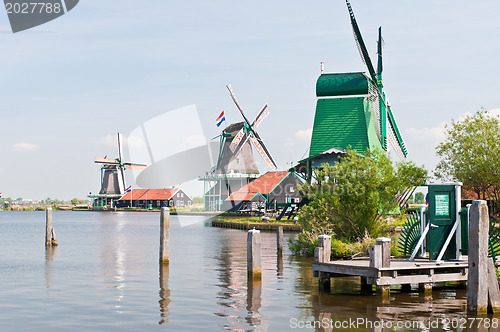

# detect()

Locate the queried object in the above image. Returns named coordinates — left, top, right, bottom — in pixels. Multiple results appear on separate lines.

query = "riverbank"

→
left=211, top=217, right=301, bottom=232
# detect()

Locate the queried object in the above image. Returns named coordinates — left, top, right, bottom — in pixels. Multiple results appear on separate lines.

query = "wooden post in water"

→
left=276, top=226, right=283, bottom=252
left=160, top=207, right=170, bottom=263
left=247, top=229, right=262, bottom=278
left=375, top=237, right=391, bottom=268
left=316, top=235, right=331, bottom=290
left=318, top=235, right=331, bottom=262
left=468, top=200, right=489, bottom=315
left=45, top=208, right=58, bottom=247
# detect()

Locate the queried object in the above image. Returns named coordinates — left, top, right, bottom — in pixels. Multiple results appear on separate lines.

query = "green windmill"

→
left=303, top=0, right=407, bottom=180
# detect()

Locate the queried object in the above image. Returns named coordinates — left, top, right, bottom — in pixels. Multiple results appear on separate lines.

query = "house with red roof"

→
left=116, top=188, right=191, bottom=209
left=225, top=171, right=305, bottom=212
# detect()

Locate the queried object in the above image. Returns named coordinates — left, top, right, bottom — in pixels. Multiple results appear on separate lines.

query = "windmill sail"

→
left=225, top=84, right=278, bottom=169
left=308, top=1, right=408, bottom=163
left=250, top=136, right=277, bottom=170
left=346, top=0, right=377, bottom=84
left=344, top=0, right=408, bottom=160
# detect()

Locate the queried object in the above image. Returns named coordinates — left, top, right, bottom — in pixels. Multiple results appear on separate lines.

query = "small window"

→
left=176, top=200, right=180, bottom=206
left=169, top=200, right=174, bottom=207
left=181, top=193, right=184, bottom=198
left=188, top=201, right=192, bottom=206
left=290, top=186, right=295, bottom=193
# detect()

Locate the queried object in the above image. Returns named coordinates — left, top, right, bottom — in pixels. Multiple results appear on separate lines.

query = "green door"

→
left=427, top=184, right=457, bottom=260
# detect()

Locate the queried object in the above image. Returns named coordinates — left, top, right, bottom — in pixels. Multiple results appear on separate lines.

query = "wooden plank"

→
left=377, top=272, right=467, bottom=286
left=312, top=262, right=378, bottom=278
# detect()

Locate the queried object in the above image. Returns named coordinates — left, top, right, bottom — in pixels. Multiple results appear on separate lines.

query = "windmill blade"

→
left=123, top=161, right=147, bottom=166
left=228, top=126, right=247, bottom=152
left=117, top=132, right=126, bottom=191
left=125, top=165, right=147, bottom=170
left=95, top=157, right=119, bottom=164
left=229, top=128, right=251, bottom=158
left=123, top=162, right=147, bottom=171
left=251, top=104, right=269, bottom=128
left=377, top=26, right=383, bottom=78
left=386, top=104, right=408, bottom=158
left=249, top=136, right=277, bottom=170
left=117, top=133, right=124, bottom=162
left=345, top=0, right=378, bottom=84
left=226, top=84, right=253, bottom=129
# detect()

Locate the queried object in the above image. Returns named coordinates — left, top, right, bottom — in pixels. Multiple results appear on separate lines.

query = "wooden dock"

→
left=312, top=257, right=468, bottom=287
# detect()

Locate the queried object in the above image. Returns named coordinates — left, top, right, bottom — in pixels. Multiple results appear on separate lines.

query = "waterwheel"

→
left=397, top=210, right=422, bottom=256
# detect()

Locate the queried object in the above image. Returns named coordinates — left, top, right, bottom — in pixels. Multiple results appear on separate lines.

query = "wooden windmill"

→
left=199, top=84, right=278, bottom=211
left=307, top=0, right=407, bottom=166
left=92, top=133, right=146, bottom=207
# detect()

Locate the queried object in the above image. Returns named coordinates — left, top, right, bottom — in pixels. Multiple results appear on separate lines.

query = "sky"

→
left=1, top=0, right=500, bottom=200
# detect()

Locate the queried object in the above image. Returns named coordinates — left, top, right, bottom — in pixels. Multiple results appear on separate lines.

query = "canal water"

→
left=0, top=211, right=489, bottom=331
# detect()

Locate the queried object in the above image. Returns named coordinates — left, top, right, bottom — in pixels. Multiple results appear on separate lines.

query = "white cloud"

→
left=13, top=142, right=38, bottom=152
left=99, top=134, right=118, bottom=148
left=404, top=111, right=478, bottom=145
left=285, top=128, right=312, bottom=147
left=294, top=128, right=313, bottom=142
left=405, top=122, right=447, bottom=144
left=488, top=108, right=500, bottom=117
left=125, top=135, right=146, bottom=149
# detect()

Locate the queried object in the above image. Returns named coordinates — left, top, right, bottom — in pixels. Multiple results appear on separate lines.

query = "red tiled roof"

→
left=119, top=188, right=179, bottom=201
left=229, top=192, right=263, bottom=201
left=227, top=171, right=289, bottom=201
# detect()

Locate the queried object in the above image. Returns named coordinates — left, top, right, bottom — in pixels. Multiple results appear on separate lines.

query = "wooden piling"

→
left=369, top=245, right=382, bottom=268
left=277, top=226, right=283, bottom=252
left=160, top=207, right=170, bottom=263
left=318, top=235, right=331, bottom=263
left=247, top=229, right=262, bottom=278
left=376, top=237, right=391, bottom=268
left=468, top=200, right=489, bottom=315
left=45, top=208, right=57, bottom=247
left=487, top=258, right=500, bottom=313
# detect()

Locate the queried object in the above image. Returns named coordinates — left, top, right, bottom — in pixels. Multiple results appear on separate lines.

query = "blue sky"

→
left=1, top=0, right=500, bottom=200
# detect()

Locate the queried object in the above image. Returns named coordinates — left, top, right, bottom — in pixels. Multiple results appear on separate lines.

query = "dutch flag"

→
left=125, top=186, right=132, bottom=193
left=216, top=111, right=226, bottom=127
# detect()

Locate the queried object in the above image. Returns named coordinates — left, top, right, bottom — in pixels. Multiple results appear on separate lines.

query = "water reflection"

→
left=277, top=250, right=283, bottom=277
left=45, top=245, right=57, bottom=289
left=159, top=262, right=170, bottom=325
left=310, top=280, right=471, bottom=331
left=213, top=230, right=283, bottom=331
left=97, top=215, right=129, bottom=314
left=214, top=232, right=247, bottom=330
left=246, top=277, right=262, bottom=326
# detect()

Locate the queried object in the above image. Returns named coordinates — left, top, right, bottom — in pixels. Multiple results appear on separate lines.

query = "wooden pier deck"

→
left=313, top=257, right=468, bottom=286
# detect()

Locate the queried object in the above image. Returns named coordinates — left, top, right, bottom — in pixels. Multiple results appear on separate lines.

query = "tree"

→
left=192, top=196, right=203, bottom=204
left=297, top=148, right=428, bottom=243
left=415, top=192, right=425, bottom=204
left=71, top=198, right=79, bottom=205
left=435, top=109, right=500, bottom=202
